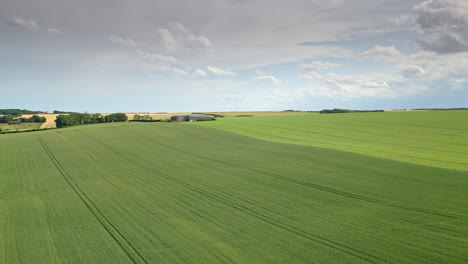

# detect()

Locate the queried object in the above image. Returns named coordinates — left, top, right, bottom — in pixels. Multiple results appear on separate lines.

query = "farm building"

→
left=170, top=116, right=186, bottom=122
left=170, top=115, right=213, bottom=122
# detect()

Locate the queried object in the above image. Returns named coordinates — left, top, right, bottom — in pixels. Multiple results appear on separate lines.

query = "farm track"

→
left=36, top=135, right=149, bottom=264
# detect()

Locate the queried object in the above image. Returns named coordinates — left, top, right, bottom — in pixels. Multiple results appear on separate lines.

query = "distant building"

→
left=170, top=115, right=213, bottom=122
left=185, top=115, right=212, bottom=122
left=170, top=116, right=186, bottom=122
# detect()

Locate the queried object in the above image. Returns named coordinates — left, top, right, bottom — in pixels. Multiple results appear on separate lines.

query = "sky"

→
left=1, top=0, right=467, bottom=113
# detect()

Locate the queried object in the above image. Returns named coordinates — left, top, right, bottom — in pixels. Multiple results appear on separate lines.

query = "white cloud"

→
left=414, top=0, right=468, bottom=53
left=193, top=69, right=207, bottom=77
left=254, top=75, right=281, bottom=84
left=47, top=28, right=62, bottom=35
left=298, top=71, right=405, bottom=98
left=157, top=28, right=178, bottom=52
left=361, top=45, right=402, bottom=60
left=298, top=71, right=322, bottom=80
left=397, top=65, right=425, bottom=78
left=6, top=17, right=39, bottom=31
left=149, top=65, right=189, bottom=76
left=206, top=66, right=236, bottom=76
left=108, top=35, right=137, bottom=48
left=136, top=49, right=179, bottom=65
left=401, top=51, right=468, bottom=82
left=158, top=22, right=213, bottom=52
left=256, top=70, right=266, bottom=75
left=300, top=61, right=343, bottom=71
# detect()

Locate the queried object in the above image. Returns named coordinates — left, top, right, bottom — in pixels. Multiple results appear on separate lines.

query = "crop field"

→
left=1, top=114, right=467, bottom=263
left=0, top=122, right=42, bottom=132
left=207, top=111, right=313, bottom=117
left=197, top=110, right=468, bottom=171
left=20, top=114, right=62, bottom=129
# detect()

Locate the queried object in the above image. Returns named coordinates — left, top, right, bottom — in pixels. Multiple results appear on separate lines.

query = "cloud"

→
left=195, top=36, right=213, bottom=48
left=6, top=17, right=39, bottom=31
left=206, top=66, right=236, bottom=76
left=108, top=35, right=137, bottom=48
left=397, top=65, right=425, bottom=78
left=158, top=22, right=213, bottom=52
left=414, top=0, right=468, bottom=53
left=387, top=15, right=414, bottom=26
left=136, top=49, right=179, bottom=65
left=149, top=65, right=189, bottom=76
left=300, top=61, right=343, bottom=71
left=157, top=28, right=178, bottom=52
left=47, top=28, right=62, bottom=35
left=298, top=71, right=402, bottom=98
left=401, top=51, right=468, bottom=81
left=361, top=45, right=402, bottom=60
left=254, top=75, right=281, bottom=84
left=298, top=71, right=322, bottom=80
left=193, top=69, right=207, bottom=77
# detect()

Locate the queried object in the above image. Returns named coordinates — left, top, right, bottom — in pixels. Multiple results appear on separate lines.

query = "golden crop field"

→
left=20, top=114, right=63, bottom=129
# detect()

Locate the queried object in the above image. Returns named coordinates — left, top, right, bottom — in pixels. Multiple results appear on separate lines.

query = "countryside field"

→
left=198, top=111, right=468, bottom=171
left=1, top=111, right=467, bottom=263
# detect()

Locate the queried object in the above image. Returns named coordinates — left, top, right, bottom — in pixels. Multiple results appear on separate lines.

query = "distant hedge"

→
left=320, top=109, right=384, bottom=114
left=129, top=119, right=162, bottom=122
left=192, top=112, right=224, bottom=118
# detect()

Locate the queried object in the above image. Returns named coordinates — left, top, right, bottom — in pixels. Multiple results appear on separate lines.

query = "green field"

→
left=0, top=123, right=42, bottom=132
left=198, top=111, right=468, bottom=171
left=1, top=113, right=468, bottom=263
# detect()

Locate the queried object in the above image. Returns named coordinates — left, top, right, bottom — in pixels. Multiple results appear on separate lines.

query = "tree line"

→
left=0, top=109, right=46, bottom=117
left=55, top=113, right=128, bottom=128
left=0, top=115, right=46, bottom=124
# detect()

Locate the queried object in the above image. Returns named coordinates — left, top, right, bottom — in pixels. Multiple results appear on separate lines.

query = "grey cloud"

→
left=158, top=22, right=213, bottom=52
left=415, top=0, right=468, bottom=53
left=397, top=65, right=425, bottom=77
left=157, top=28, right=177, bottom=52
left=47, top=28, right=62, bottom=35
left=361, top=45, right=402, bottom=60
left=6, top=16, right=39, bottom=31
left=109, top=35, right=137, bottom=48
left=387, top=15, right=414, bottom=26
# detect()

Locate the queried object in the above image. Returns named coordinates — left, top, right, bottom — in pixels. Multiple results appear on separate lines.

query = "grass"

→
left=196, top=110, right=468, bottom=171
left=0, top=122, right=42, bottom=132
left=1, top=119, right=467, bottom=263
left=208, top=111, right=313, bottom=117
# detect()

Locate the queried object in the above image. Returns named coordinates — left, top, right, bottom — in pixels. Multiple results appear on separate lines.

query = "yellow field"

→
left=20, top=114, right=62, bottom=129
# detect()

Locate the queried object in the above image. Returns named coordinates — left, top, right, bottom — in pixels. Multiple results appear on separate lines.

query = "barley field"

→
left=1, top=111, right=467, bottom=263
left=197, top=110, right=468, bottom=171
